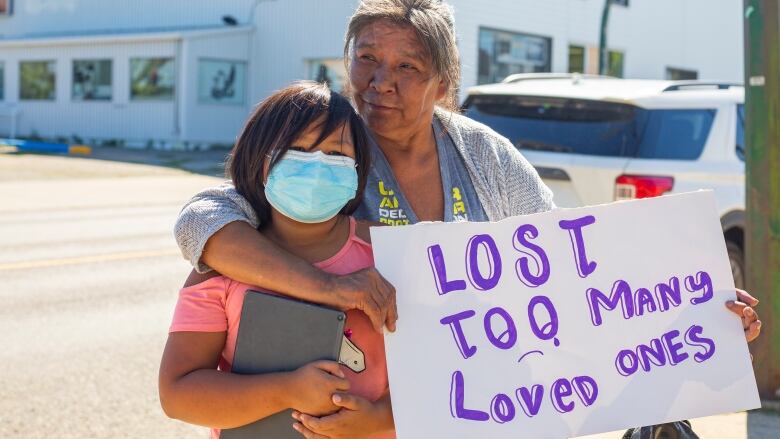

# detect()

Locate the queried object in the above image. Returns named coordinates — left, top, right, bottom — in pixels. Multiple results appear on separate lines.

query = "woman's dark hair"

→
left=227, top=81, right=371, bottom=227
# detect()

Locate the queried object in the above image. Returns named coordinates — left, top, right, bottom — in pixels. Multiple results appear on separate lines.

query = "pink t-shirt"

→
left=169, top=218, right=395, bottom=439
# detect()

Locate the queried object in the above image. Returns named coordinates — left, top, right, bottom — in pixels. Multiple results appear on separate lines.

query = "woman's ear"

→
left=435, top=77, right=447, bottom=102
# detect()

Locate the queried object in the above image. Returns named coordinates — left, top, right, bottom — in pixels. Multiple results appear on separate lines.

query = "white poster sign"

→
left=371, top=191, right=759, bottom=439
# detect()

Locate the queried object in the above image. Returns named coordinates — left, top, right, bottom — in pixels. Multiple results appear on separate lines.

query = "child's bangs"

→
left=265, top=86, right=355, bottom=165
left=309, top=91, right=358, bottom=150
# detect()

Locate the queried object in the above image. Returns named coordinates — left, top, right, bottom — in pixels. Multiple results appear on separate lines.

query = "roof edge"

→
left=0, top=25, right=252, bottom=48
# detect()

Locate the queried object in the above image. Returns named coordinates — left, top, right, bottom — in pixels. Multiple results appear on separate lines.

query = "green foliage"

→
left=130, top=58, right=175, bottom=100
left=20, top=61, right=56, bottom=100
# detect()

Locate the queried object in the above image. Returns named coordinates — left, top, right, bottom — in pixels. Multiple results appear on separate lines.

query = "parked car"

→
left=463, top=74, right=746, bottom=288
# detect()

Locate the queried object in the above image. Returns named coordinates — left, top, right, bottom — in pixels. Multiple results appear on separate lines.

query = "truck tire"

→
left=727, top=241, right=745, bottom=290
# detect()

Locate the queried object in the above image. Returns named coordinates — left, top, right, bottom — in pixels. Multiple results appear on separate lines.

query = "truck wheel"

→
left=727, top=241, right=745, bottom=290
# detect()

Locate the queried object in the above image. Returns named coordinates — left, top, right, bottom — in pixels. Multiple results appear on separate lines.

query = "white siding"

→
left=450, top=0, right=743, bottom=90
left=183, top=32, right=251, bottom=144
left=614, top=0, right=744, bottom=81
left=0, top=0, right=746, bottom=145
left=0, top=0, right=255, bottom=37
left=1, top=39, right=178, bottom=142
left=250, top=0, right=357, bottom=101
left=247, top=0, right=743, bottom=101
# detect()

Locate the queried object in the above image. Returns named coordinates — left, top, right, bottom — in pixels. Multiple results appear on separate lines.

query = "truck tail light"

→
left=615, top=175, right=674, bottom=200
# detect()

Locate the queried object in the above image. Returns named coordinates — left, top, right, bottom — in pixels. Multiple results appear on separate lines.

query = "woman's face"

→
left=349, top=20, right=447, bottom=141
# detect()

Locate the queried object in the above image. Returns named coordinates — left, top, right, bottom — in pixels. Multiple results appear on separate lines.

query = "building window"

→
left=0, top=0, right=13, bottom=16
left=612, top=0, right=629, bottom=6
left=197, top=59, right=246, bottom=105
left=130, top=57, right=175, bottom=101
left=478, top=27, right=551, bottom=84
left=568, top=45, right=585, bottom=74
left=666, top=67, right=698, bottom=80
left=20, top=60, right=56, bottom=100
left=72, top=59, right=112, bottom=101
left=0, top=62, right=4, bottom=101
left=307, top=58, right=347, bottom=93
left=607, top=50, right=625, bottom=78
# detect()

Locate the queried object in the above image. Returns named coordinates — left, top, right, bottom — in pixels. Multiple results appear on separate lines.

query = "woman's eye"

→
left=400, top=63, right=418, bottom=71
left=326, top=151, right=348, bottom=157
left=360, top=54, right=376, bottom=62
left=288, top=146, right=306, bottom=152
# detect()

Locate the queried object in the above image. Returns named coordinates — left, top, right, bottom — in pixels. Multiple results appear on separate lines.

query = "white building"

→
left=0, top=0, right=745, bottom=148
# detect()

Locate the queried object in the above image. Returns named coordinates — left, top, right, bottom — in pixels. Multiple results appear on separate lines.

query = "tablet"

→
left=220, top=290, right=346, bottom=439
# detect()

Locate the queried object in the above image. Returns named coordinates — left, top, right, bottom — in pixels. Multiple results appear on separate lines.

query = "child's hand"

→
left=291, top=393, right=394, bottom=439
left=289, top=361, right=351, bottom=417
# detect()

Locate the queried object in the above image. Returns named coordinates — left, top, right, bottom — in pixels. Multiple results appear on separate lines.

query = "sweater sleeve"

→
left=173, top=182, right=260, bottom=273
left=492, top=132, right=555, bottom=216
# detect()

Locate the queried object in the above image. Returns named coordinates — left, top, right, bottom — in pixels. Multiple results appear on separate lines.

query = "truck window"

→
left=464, top=95, right=715, bottom=160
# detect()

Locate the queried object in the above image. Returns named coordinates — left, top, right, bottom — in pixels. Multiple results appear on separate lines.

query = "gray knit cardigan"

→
left=174, top=108, right=555, bottom=272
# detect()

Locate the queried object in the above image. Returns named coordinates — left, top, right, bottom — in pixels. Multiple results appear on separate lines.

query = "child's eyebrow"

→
left=336, top=137, right=354, bottom=147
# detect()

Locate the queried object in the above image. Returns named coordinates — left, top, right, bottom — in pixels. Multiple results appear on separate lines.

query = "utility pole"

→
left=598, top=0, right=612, bottom=75
left=744, top=0, right=780, bottom=400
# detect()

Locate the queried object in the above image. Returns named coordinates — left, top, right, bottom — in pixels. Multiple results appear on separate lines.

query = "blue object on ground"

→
left=0, top=138, right=70, bottom=153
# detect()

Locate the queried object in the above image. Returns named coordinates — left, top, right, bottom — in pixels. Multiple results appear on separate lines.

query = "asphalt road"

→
left=1, top=151, right=778, bottom=438
left=0, top=153, right=219, bottom=438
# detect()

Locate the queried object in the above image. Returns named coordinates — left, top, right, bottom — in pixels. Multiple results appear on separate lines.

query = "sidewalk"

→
left=81, top=145, right=231, bottom=177
left=1, top=143, right=230, bottom=179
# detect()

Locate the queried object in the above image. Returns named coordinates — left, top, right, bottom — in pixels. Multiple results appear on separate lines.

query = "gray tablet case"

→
left=220, top=290, right=346, bottom=439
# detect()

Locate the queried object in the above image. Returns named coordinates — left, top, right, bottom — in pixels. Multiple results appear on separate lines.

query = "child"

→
left=158, top=81, right=395, bottom=439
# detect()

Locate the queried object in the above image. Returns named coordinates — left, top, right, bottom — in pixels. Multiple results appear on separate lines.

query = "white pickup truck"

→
left=463, top=74, right=746, bottom=288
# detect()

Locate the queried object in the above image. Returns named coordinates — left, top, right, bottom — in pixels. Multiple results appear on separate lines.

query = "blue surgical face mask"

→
left=264, top=149, right=358, bottom=223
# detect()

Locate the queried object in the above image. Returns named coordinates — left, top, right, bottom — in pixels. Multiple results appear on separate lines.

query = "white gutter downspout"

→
left=173, top=38, right=183, bottom=144
left=175, top=37, right=190, bottom=147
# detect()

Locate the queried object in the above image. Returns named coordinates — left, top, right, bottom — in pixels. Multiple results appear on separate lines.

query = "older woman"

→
left=174, top=0, right=761, bottom=437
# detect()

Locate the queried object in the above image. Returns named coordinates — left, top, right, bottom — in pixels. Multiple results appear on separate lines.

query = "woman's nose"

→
left=370, top=64, right=395, bottom=94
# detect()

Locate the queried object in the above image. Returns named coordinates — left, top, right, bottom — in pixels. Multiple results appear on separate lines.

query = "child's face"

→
left=262, top=118, right=360, bottom=224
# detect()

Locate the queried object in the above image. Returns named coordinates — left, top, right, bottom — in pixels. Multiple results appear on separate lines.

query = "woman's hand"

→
left=725, top=289, right=762, bottom=343
left=292, top=393, right=394, bottom=439
left=327, top=268, right=398, bottom=333
left=288, top=361, right=352, bottom=417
